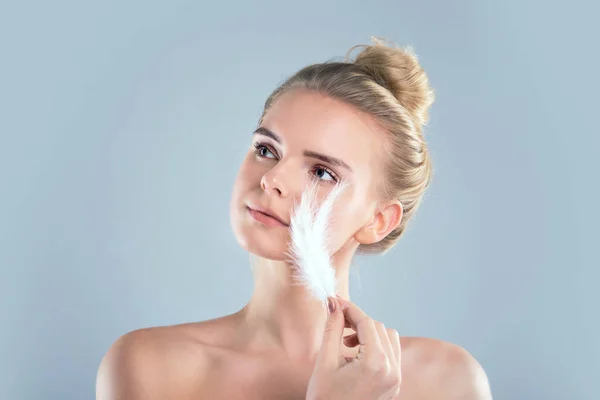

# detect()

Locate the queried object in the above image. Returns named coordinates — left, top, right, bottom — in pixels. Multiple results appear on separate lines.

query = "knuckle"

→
left=366, top=353, right=390, bottom=376
left=388, top=373, right=402, bottom=388
left=381, top=375, right=399, bottom=393
left=371, top=364, right=387, bottom=378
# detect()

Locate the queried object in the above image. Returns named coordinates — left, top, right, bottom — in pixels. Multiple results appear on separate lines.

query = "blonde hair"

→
left=258, top=37, right=435, bottom=254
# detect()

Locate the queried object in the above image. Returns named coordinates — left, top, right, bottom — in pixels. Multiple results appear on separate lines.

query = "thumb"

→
left=316, top=297, right=345, bottom=371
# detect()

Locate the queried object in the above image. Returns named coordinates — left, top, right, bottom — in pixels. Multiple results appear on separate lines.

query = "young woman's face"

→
left=230, top=89, right=389, bottom=261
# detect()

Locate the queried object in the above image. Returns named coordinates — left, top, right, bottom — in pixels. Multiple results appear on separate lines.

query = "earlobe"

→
left=354, top=201, right=403, bottom=245
left=353, top=219, right=378, bottom=245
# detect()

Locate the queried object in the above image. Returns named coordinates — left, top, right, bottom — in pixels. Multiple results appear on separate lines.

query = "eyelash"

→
left=252, top=141, right=339, bottom=183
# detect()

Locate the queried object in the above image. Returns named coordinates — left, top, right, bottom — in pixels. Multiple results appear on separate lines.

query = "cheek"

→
left=229, top=154, right=291, bottom=260
left=238, top=153, right=257, bottom=178
left=232, top=155, right=260, bottom=194
left=230, top=156, right=254, bottom=225
left=241, top=153, right=272, bottom=184
left=326, top=192, right=369, bottom=250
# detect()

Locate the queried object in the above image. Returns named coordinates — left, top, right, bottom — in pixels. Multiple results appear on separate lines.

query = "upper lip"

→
left=247, top=204, right=289, bottom=226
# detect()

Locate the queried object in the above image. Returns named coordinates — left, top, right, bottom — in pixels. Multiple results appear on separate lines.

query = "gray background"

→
left=1, top=1, right=598, bottom=399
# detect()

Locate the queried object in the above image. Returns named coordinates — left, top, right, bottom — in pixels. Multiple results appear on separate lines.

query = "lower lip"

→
left=247, top=207, right=288, bottom=227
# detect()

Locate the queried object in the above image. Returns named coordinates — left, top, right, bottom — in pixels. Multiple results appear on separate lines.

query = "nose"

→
left=260, top=172, right=286, bottom=197
left=260, top=164, right=290, bottom=198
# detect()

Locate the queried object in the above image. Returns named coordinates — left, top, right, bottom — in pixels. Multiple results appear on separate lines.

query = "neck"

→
left=238, top=240, right=357, bottom=363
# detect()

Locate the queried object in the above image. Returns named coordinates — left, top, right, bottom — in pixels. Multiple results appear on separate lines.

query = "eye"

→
left=253, top=141, right=338, bottom=183
left=311, top=166, right=338, bottom=183
left=253, top=142, right=277, bottom=159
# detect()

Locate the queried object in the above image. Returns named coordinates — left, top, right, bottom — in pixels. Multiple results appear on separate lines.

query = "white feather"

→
left=286, top=178, right=349, bottom=307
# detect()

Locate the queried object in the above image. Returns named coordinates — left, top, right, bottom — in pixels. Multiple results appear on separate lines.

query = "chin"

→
left=230, top=208, right=291, bottom=261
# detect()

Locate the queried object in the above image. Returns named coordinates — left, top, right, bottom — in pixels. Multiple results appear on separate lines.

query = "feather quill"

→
left=286, top=178, right=349, bottom=308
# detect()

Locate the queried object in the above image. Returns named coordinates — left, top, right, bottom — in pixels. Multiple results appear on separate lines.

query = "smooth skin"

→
left=97, top=89, right=492, bottom=399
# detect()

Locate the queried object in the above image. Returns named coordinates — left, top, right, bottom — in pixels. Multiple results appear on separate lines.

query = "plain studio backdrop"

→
left=1, top=1, right=598, bottom=399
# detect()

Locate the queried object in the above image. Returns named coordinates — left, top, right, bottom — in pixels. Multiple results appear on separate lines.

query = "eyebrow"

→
left=253, top=127, right=353, bottom=172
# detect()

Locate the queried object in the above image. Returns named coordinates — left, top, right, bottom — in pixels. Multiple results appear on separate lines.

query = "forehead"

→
left=262, top=89, right=388, bottom=174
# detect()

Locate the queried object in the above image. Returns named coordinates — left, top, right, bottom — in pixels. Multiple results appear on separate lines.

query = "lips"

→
left=247, top=205, right=289, bottom=227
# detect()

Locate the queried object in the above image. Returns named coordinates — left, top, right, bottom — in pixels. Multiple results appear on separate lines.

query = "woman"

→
left=96, top=38, right=492, bottom=399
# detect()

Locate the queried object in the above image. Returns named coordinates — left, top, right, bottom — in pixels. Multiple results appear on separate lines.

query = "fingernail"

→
left=328, top=297, right=336, bottom=313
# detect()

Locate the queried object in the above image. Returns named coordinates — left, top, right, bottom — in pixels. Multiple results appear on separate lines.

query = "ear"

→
left=354, top=200, right=403, bottom=246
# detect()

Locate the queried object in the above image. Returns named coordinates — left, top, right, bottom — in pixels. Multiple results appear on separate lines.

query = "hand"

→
left=306, top=297, right=402, bottom=400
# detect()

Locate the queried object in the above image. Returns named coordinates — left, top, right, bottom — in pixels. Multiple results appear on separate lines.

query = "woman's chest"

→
left=199, top=356, right=313, bottom=400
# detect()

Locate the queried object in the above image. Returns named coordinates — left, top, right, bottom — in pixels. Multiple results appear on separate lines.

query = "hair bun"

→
left=347, top=37, right=435, bottom=129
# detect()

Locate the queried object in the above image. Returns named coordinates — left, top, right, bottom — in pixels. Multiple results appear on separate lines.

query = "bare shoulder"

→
left=96, top=317, right=234, bottom=400
left=399, top=336, right=492, bottom=399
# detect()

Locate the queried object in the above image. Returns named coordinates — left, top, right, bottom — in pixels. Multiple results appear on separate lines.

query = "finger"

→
left=315, top=297, right=345, bottom=371
left=381, top=329, right=402, bottom=400
left=374, top=323, right=393, bottom=374
left=388, top=329, right=402, bottom=394
left=337, top=299, right=384, bottom=358
left=377, top=323, right=394, bottom=360
left=388, top=328, right=401, bottom=371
